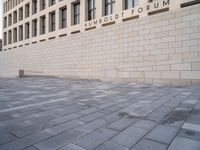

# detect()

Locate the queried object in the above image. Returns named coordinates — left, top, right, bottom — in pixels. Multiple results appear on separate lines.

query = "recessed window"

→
left=32, top=19, right=37, bottom=37
left=3, top=17, right=7, bottom=28
left=49, top=0, right=55, bottom=6
left=59, top=7, right=67, bottom=29
left=25, top=22, right=30, bottom=39
left=8, top=14, right=12, bottom=26
left=19, top=25, right=23, bottom=41
left=73, top=2, right=80, bottom=25
left=49, top=11, right=56, bottom=32
left=19, top=7, right=23, bottom=21
left=25, top=3, right=30, bottom=18
left=40, top=0, right=46, bottom=10
left=105, top=0, right=115, bottom=16
left=32, top=0, right=37, bottom=14
left=124, top=0, right=139, bottom=10
left=88, top=0, right=96, bottom=20
left=8, top=30, right=12, bottom=44
left=40, top=15, right=46, bottom=34
left=13, top=11, right=17, bottom=24
left=4, top=32, right=7, bottom=46
left=13, top=28, right=17, bottom=43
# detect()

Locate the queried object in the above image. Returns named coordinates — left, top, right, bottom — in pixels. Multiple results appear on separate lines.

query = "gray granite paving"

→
left=0, top=77, right=200, bottom=150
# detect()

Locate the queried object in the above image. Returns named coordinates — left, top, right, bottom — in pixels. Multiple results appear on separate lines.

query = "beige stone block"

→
left=145, top=71, right=161, bottom=79
left=162, top=48, right=176, bottom=54
left=181, top=71, right=200, bottom=79
left=183, top=40, right=199, bottom=47
left=192, top=79, right=200, bottom=86
left=150, top=50, right=162, bottom=55
left=143, top=56, right=155, bottom=61
left=192, top=62, right=200, bottom=71
left=130, top=72, right=145, bottom=79
left=176, top=34, right=190, bottom=41
left=156, top=59, right=182, bottom=65
left=169, top=53, right=182, bottom=60
left=183, top=52, right=200, bottom=63
left=135, top=61, right=156, bottom=67
left=155, top=55, right=169, bottom=60
left=170, top=79, right=192, bottom=86
left=162, top=71, right=180, bottom=79
left=183, top=14, right=199, bottom=22
left=137, top=67, right=152, bottom=71
left=171, top=63, right=191, bottom=71
left=153, top=65, right=170, bottom=71
left=138, top=50, right=149, bottom=56
left=155, top=31, right=169, bottom=38
left=153, top=79, right=171, bottom=85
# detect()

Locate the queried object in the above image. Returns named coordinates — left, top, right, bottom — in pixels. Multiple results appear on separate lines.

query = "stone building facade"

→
left=0, top=40, right=2, bottom=51
left=0, top=0, right=200, bottom=85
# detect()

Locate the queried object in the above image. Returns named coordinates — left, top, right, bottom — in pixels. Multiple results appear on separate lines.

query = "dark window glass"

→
left=74, top=2, right=80, bottom=25
left=105, top=0, right=115, bottom=15
left=88, top=0, right=96, bottom=20
left=125, top=0, right=138, bottom=9
left=60, top=7, right=67, bottom=28
left=50, top=12, right=56, bottom=32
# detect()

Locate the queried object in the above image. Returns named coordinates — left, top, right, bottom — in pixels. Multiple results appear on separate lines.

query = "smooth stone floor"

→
left=0, top=77, right=200, bottom=150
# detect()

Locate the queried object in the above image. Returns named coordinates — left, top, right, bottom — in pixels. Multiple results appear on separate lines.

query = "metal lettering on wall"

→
left=85, top=0, right=170, bottom=28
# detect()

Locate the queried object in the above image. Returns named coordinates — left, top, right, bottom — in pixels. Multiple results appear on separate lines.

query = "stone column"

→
left=56, top=8, right=60, bottom=31
left=96, top=0, right=103, bottom=18
left=80, top=0, right=86, bottom=31
left=67, top=1, right=72, bottom=28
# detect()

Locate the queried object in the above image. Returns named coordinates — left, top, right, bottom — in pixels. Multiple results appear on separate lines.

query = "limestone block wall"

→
left=0, top=4, right=200, bottom=86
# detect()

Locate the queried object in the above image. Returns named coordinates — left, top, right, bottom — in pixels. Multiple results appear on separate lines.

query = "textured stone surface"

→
left=145, top=125, right=179, bottom=144
left=0, top=77, right=199, bottom=150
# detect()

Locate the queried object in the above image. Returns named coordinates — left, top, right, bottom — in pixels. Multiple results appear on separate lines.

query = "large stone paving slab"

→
left=0, top=77, right=200, bottom=150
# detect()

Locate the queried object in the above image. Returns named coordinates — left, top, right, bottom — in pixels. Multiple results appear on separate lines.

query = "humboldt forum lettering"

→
left=85, top=0, right=170, bottom=28
left=0, top=0, right=200, bottom=86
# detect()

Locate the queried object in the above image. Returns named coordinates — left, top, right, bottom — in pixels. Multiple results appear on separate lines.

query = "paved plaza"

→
left=0, top=77, right=200, bottom=150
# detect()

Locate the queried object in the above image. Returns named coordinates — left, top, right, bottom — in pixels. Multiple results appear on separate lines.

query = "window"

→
left=13, top=28, right=17, bottom=43
left=49, top=0, right=55, bottom=6
left=19, top=7, right=23, bottom=21
left=49, top=11, right=56, bottom=32
left=25, top=22, right=30, bottom=39
left=4, top=32, right=7, bottom=46
left=8, top=30, right=12, bottom=44
left=8, top=14, right=12, bottom=26
left=60, top=7, right=67, bottom=29
left=25, top=3, right=30, bottom=18
left=32, top=19, right=37, bottom=37
left=40, top=0, right=46, bottom=10
left=3, top=17, right=7, bottom=28
left=88, top=0, right=96, bottom=20
left=105, top=0, right=115, bottom=16
left=73, top=2, right=80, bottom=25
left=13, top=11, right=17, bottom=24
left=124, top=0, right=138, bottom=9
left=40, top=15, right=46, bottom=34
left=19, top=25, right=23, bottom=41
left=32, top=0, right=37, bottom=14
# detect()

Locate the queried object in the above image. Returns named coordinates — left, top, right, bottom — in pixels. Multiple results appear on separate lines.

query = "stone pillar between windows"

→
left=46, top=13, right=49, bottom=35
left=80, top=0, right=86, bottom=32
left=67, top=1, right=72, bottom=29
left=139, top=0, right=148, bottom=17
left=115, top=0, right=123, bottom=23
left=56, top=8, right=60, bottom=32
left=170, top=0, right=180, bottom=10
left=96, top=0, right=103, bottom=28
left=36, top=18, right=40, bottom=39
